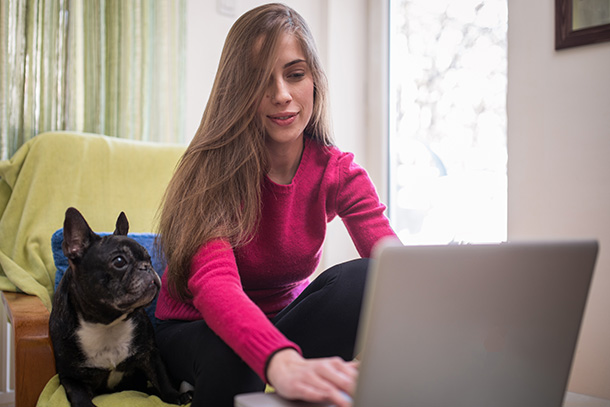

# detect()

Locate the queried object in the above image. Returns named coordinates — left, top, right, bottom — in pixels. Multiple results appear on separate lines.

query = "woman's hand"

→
left=266, top=348, right=358, bottom=407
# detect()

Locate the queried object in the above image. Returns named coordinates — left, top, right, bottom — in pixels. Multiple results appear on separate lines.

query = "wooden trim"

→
left=1, top=292, right=55, bottom=407
left=556, top=0, right=610, bottom=50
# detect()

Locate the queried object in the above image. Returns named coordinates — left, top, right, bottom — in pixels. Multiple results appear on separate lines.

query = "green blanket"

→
left=38, top=375, right=273, bottom=407
left=0, top=131, right=185, bottom=309
left=38, top=375, right=188, bottom=407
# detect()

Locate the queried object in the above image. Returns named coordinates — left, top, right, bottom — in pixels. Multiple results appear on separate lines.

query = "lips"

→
left=268, top=112, right=298, bottom=126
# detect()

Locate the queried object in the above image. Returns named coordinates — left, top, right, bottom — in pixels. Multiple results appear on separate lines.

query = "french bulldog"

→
left=49, top=207, right=189, bottom=407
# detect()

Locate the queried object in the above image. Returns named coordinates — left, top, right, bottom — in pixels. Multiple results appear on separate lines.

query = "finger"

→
left=338, top=359, right=359, bottom=381
left=279, top=364, right=336, bottom=398
left=323, top=357, right=358, bottom=377
left=297, top=380, right=353, bottom=407
left=287, top=376, right=338, bottom=404
left=324, top=388, right=354, bottom=407
left=316, top=359, right=358, bottom=394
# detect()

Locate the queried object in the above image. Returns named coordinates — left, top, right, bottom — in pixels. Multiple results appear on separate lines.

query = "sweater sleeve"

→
left=187, top=239, right=301, bottom=381
left=334, top=153, right=398, bottom=257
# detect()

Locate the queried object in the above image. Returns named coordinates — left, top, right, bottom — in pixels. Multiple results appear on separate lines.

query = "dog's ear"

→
left=113, top=212, right=129, bottom=236
left=62, top=207, right=97, bottom=261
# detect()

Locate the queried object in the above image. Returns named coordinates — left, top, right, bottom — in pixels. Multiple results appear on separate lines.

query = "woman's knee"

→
left=315, top=258, right=370, bottom=297
left=273, top=258, right=371, bottom=360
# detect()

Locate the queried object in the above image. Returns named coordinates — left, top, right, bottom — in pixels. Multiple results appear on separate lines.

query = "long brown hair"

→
left=157, top=3, right=334, bottom=301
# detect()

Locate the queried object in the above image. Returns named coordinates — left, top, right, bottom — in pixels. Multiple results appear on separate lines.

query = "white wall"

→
left=507, top=0, right=610, bottom=399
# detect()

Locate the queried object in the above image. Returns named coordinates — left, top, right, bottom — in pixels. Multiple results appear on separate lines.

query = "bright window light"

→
left=389, top=0, right=508, bottom=245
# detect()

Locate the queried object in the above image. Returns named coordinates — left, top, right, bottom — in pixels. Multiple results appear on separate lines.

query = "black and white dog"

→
left=49, top=207, right=188, bottom=407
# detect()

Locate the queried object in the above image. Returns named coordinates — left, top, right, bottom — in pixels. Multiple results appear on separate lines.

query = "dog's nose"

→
left=136, top=263, right=160, bottom=284
left=138, top=262, right=155, bottom=273
left=151, top=272, right=161, bottom=289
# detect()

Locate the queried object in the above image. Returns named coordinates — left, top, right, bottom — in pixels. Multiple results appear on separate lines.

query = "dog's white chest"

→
left=76, top=315, right=135, bottom=370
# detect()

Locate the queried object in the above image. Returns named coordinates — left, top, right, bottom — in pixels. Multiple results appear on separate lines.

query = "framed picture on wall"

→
left=556, top=0, right=610, bottom=49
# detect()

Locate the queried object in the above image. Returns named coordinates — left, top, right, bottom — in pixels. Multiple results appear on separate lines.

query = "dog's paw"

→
left=179, top=391, right=193, bottom=405
left=176, top=381, right=194, bottom=405
left=159, top=388, right=192, bottom=406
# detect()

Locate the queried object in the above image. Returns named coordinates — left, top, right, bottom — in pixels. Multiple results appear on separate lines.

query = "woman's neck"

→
left=266, top=136, right=305, bottom=185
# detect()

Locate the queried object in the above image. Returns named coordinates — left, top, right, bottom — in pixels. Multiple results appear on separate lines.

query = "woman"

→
left=154, top=4, right=397, bottom=407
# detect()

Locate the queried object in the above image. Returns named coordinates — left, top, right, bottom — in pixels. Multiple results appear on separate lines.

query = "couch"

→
left=0, top=131, right=186, bottom=407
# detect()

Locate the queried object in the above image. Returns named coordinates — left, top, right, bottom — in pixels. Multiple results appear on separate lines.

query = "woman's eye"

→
left=288, top=72, right=305, bottom=79
left=113, top=256, right=127, bottom=269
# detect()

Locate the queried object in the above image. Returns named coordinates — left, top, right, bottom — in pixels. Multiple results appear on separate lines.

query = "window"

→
left=389, top=0, right=508, bottom=244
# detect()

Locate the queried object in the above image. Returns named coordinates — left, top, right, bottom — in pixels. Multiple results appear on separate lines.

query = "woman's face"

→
left=257, top=33, right=314, bottom=149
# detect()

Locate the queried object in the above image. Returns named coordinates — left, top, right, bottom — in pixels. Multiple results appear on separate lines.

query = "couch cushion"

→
left=0, top=131, right=184, bottom=309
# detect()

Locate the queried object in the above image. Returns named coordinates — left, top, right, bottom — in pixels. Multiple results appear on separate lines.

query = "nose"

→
left=269, top=78, right=292, bottom=105
left=138, top=262, right=151, bottom=272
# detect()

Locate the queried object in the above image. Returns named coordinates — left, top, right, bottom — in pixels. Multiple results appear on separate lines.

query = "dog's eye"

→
left=113, top=256, right=127, bottom=269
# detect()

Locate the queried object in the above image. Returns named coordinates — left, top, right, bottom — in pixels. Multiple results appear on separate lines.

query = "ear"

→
left=62, top=207, right=97, bottom=261
left=113, top=212, right=129, bottom=236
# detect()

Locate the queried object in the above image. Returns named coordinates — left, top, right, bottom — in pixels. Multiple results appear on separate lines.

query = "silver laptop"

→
left=235, top=239, right=598, bottom=407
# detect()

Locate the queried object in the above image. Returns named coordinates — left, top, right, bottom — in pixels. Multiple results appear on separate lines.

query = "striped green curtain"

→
left=0, top=0, right=186, bottom=160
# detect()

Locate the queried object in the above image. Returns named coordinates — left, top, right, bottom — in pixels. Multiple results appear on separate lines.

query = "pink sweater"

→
left=155, top=138, right=396, bottom=381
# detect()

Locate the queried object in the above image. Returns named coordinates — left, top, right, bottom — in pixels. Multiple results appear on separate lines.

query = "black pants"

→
left=155, top=258, right=370, bottom=407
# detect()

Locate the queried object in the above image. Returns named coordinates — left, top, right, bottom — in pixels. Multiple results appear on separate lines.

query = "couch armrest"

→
left=1, top=291, right=56, bottom=407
